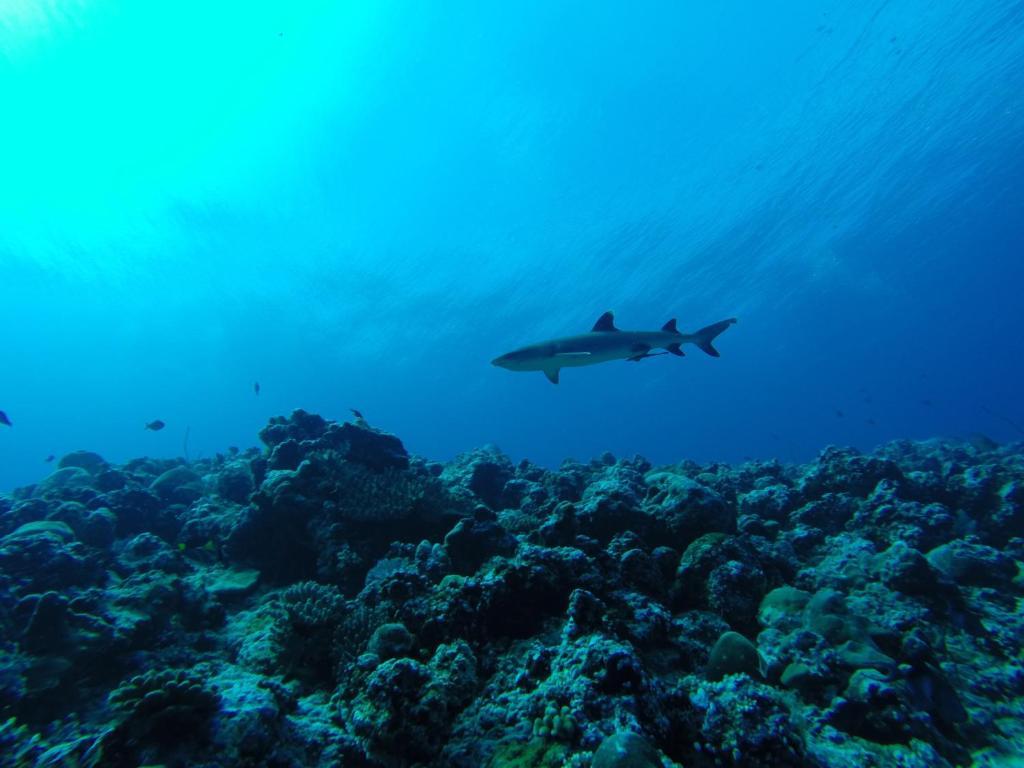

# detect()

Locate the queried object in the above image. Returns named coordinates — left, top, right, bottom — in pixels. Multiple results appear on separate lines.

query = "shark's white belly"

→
left=552, top=350, right=624, bottom=368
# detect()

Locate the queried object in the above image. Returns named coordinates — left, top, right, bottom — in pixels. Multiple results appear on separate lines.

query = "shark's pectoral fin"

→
left=667, top=343, right=684, bottom=356
left=544, top=368, right=560, bottom=384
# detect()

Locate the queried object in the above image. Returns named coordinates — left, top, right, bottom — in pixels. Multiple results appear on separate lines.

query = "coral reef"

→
left=0, top=411, right=1021, bottom=766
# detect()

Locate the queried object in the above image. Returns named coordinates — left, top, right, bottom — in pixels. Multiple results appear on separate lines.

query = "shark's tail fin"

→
left=693, top=318, right=737, bottom=357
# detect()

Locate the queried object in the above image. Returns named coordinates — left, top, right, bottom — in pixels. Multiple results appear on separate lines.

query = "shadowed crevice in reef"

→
left=0, top=411, right=1022, bottom=767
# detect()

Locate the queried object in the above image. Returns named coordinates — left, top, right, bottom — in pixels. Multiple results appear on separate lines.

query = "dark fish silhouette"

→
left=254, top=381, right=261, bottom=396
left=979, top=404, right=1024, bottom=437
left=45, top=454, right=55, bottom=463
left=492, top=311, right=736, bottom=384
left=0, top=410, right=11, bottom=427
left=351, top=408, right=364, bottom=419
left=834, top=408, right=845, bottom=418
left=145, top=420, right=166, bottom=431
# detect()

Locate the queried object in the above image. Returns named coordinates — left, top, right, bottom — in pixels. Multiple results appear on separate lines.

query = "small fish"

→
left=145, top=420, right=166, bottom=431
left=45, top=454, right=56, bottom=463
left=0, top=410, right=11, bottom=427
left=254, top=381, right=261, bottom=396
left=351, top=408, right=364, bottom=419
left=864, top=418, right=877, bottom=426
left=834, top=408, right=845, bottom=418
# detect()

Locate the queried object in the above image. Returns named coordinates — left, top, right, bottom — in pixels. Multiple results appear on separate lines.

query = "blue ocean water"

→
left=2, top=0, right=1023, bottom=490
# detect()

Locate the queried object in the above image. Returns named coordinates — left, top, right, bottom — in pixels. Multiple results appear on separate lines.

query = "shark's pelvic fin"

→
left=627, top=342, right=651, bottom=362
left=544, top=368, right=560, bottom=384
left=629, top=350, right=669, bottom=362
left=667, top=343, right=684, bottom=356
left=693, top=318, right=738, bottom=357
left=661, top=318, right=680, bottom=334
left=592, top=311, right=619, bottom=332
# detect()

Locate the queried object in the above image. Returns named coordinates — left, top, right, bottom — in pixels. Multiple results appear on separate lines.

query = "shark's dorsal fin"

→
left=661, top=318, right=680, bottom=334
left=592, top=311, right=619, bottom=332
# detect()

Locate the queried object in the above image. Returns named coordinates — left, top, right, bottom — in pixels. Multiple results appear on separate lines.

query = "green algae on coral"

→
left=486, top=737, right=569, bottom=768
left=706, top=631, right=764, bottom=681
left=592, top=731, right=661, bottom=768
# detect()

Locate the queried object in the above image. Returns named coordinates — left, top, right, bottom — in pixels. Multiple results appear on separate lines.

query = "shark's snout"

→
left=492, top=351, right=530, bottom=370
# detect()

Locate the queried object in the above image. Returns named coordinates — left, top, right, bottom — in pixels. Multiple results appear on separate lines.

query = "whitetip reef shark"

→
left=491, top=311, right=737, bottom=384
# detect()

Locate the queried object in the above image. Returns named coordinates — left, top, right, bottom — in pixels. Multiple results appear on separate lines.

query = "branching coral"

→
left=274, top=581, right=347, bottom=686
left=0, top=717, right=45, bottom=766
left=280, top=581, right=345, bottom=628
left=107, top=666, right=220, bottom=746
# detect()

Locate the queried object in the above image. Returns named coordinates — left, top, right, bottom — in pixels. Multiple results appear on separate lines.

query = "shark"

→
left=491, top=311, right=737, bottom=384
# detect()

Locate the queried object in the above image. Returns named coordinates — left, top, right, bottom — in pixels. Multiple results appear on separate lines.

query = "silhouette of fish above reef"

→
left=492, top=311, right=736, bottom=384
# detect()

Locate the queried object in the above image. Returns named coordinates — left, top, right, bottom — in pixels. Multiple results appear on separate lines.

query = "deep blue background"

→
left=2, top=1, right=1023, bottom=490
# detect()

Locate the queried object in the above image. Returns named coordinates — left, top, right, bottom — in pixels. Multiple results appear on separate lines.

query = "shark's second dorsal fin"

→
left=661, top=318, right=680, bottom=334
left=592, top=311, right=619, bottom=332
